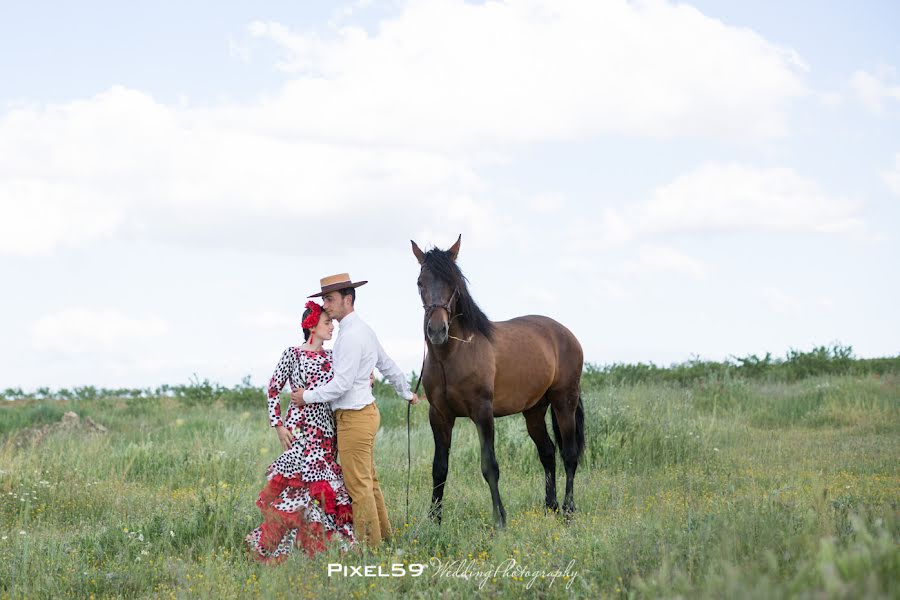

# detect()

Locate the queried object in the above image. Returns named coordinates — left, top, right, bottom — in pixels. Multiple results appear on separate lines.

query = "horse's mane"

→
left=422, top=248, right=494, bottom=341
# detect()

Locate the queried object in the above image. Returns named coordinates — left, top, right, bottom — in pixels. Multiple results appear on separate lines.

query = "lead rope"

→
left=407, top=342, right=428, bottom=525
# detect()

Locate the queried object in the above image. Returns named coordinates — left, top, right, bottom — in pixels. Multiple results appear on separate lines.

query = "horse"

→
left=411, top=235, right=585, bottom=528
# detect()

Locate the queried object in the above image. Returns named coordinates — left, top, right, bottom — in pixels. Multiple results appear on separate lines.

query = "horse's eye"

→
left=417, top=280, right=423, bottom=288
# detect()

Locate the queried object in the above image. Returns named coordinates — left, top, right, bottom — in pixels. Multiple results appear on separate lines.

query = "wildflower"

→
left=18, top=531, right=26, bottom=535
left=170, top=531, right=175, bottom=538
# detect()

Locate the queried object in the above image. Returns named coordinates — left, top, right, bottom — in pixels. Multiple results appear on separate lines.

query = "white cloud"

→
left=818, top=91, right=844, bottom=109
left=227, top=36, right=252, bottom=64
left=0, top=86, right=481, bottom=257
left=631, top=245, right=707, bottom=280
left=884, top=153, right=900, bottom=196
left=0, top=180, right=122, bottom=256
left=850, top=68, right=900, bottom=113
left=519, top=285, right=560, bottom=307
left=31, top=309, right=169, bottom=354
left=530, top=194, right=565, bottom=214
left=239, top=310, right=300, bottom=330
left=0, top=1, right=809, bottom=258
left=603, top=163, right=863, bottom=239
left=759, top=286, right=834, bottom=315
left=596, top=208, right=637, bottom=245
left=248, top=0, right=807, bottom=147
left=760, top=286, right=803, bottom=315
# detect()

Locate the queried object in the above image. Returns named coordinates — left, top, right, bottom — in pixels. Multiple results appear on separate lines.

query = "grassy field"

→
left=1, top=368, right=898, bottom=598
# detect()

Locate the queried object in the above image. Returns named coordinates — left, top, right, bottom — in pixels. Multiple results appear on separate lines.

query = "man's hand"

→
left=290, top=388, right=306, bottom=407
left=409, top=392, right=420, bottom=406
left=275, top=425, right=295, bottom=451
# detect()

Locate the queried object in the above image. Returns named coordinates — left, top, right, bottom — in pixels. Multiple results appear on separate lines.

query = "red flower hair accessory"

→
left=301, top=301, right=323, bottom=330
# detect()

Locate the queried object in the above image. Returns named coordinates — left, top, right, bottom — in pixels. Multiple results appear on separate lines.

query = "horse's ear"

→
left=411, top=240, right=426, bottom=265
left=448, top=234, right=461, bottom=261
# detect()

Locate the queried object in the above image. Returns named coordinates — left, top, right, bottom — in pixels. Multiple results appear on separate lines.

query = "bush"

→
left=583, top=344, right=900, bottom=389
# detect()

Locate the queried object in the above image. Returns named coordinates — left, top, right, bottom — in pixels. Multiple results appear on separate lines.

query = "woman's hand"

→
left=370, top=371, right=375, bottom=388
left=290, top=388, right=306, bottom=407
left=275, top=425, right=295, bottom=451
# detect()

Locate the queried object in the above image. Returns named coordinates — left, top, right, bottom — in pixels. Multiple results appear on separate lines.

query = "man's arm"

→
left=303, top=333, right=362, bottom=404
left=375, top=337, right=414, bottom=401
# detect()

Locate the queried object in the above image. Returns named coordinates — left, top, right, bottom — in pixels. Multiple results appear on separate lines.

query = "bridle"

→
left=421, top=286, right=472, bottom=343
left=422, top=286, right=459, bottom=322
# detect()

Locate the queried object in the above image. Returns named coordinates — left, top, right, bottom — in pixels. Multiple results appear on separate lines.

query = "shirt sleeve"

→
left=304, top=331, right=362, bottom=404
left=266, top=348, right=293, bottom=427
left=375, top=336, right=414, bottom=400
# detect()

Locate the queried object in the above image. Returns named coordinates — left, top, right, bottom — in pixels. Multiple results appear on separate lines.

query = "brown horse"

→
left=411, top=235, right=585, bottom=528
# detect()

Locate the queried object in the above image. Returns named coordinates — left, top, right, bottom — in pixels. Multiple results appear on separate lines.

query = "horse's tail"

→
left=551, top=394, right=585, bottom=462
left=575, top=395, right=585, bottom=460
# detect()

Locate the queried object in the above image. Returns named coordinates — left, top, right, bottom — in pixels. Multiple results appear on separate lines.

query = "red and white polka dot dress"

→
left=246, top=347, right=355, bottom=562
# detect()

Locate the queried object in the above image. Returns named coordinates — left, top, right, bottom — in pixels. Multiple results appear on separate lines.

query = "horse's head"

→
left=411, top=235, right=462, bottom=346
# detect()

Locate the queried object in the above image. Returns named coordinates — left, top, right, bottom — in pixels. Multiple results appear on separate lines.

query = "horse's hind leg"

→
left=549, top=388, right=585, bottom=518
left=473, top=404, right=507, bottom=528
left=523, top=399, right=558, bottom=512
left=429, top=407, right=455, bottom=525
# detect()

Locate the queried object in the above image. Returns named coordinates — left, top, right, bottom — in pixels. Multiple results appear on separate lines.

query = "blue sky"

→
left=1, top=0, right=898, bottom=391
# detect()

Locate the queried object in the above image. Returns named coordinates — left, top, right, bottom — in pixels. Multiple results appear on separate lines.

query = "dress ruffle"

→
left=247, top=476, right=355, bottom=563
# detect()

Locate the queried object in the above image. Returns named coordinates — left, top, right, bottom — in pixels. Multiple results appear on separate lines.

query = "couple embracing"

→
left=246, top=273, right=420, bottom=563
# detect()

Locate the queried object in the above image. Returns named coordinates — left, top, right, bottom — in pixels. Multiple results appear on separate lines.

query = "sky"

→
left=1, top=0, right=899, bottom=391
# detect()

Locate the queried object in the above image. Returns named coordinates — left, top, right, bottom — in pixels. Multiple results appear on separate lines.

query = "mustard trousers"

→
left=334, top=402, right=391, bottom=547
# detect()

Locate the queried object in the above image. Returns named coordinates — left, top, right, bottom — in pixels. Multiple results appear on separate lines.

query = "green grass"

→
left=1, top=372, right=898, bottom=599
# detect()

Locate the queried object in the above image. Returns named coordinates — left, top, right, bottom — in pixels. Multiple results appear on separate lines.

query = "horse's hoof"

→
left=545, top=502, right=560, bottom=513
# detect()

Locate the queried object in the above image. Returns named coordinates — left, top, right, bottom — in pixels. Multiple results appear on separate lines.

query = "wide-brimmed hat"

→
left=308, top=273, right=368, bottom=298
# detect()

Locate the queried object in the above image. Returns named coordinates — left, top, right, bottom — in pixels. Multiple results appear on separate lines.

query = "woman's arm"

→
left=266, top=349, right=294, bottom=427
left=268, top=349, right=297, bottom=450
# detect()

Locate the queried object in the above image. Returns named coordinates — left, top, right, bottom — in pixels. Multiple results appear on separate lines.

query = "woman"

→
left=245, top=301, right=355, bottom=562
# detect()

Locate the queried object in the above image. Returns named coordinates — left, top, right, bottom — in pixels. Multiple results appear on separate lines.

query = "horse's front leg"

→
left=473, top=403, right=507, bottom=528
left=429, top=407, right=455, bottom=525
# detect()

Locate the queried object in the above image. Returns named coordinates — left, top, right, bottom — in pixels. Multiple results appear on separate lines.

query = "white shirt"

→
left=304, top=311, right=414, bottom=410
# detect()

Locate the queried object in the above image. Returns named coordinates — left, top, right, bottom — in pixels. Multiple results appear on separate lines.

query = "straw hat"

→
left=307, top=273, right=368, bottom=298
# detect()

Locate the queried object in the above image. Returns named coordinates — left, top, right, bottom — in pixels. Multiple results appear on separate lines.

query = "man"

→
left=291, top=273, right=419, bottom=549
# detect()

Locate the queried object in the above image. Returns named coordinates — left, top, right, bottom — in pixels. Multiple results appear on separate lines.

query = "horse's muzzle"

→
left=427, top=323, right=449, bottom=345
